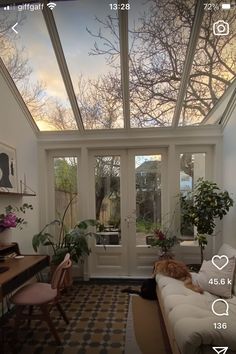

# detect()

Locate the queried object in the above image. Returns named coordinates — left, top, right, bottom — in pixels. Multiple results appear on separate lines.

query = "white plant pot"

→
left=0, top=228, right=13, bottom=245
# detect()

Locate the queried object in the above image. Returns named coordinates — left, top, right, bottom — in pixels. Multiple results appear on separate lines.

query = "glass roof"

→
left=54, top=0, right=123, bottom=129
left=0, top=0, right=235, bottom=131
left=129, top=0, right=195, bottom=127
left=0, top=5, right=77, bottom=130
left=179, top=0, right=236, bottom=126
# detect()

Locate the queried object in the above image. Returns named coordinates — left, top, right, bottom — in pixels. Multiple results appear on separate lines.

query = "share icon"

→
left=212, top=347, right=228, bottom=354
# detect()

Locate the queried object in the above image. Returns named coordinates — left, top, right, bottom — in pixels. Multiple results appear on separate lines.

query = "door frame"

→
left=88, top=149, right=128, bottom=277
left=88, top=148, right=168, bottom=277
left=127, top=148, right=168, bottom=276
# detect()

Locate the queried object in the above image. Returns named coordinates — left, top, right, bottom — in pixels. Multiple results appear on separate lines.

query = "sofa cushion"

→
left=195, top=257, right=235, bottom=298
left=218, top=243, right=236, bottom=295
left=156, top=273, right=236, bottom=354
left=218, top=243, right=236, bottom=257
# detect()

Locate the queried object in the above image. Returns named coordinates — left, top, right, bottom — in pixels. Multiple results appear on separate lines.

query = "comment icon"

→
left=211, top=299, right=229, bottom=316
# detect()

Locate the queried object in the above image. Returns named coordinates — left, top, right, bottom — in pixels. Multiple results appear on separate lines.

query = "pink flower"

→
left=0, top=203, right=32, bottom=233
left=0, top=213, right=17, bottom=228
left=154, top=229, right=165, bottom=240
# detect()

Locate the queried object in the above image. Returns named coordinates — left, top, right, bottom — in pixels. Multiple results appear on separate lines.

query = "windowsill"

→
left=180, top=240, right=198, bottom=247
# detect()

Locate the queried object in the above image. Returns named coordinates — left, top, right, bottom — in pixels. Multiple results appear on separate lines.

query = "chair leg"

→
left=14, top=306, right=23, bottom=339
left=56, top=302, right=69, bottom=324
left=28, top=306, right=33, bottom=326
left=40, top=305, right=61, bottom=345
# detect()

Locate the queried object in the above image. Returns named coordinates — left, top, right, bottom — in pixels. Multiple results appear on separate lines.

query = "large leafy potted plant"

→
left=181, top=178, right=234, bottom=264
left=32, top=196, right=98, bottom=284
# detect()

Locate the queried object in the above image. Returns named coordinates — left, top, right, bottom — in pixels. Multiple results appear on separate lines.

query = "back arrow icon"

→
left=12, top=22, right=18, bottom=34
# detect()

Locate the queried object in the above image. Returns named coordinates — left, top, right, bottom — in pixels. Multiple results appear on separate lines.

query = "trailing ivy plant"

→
left=181, top=178, right=234, bottom=264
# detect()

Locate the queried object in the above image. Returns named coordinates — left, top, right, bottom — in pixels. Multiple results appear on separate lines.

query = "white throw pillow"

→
left=218, top=243, right=236, bottom=258
left=195, top=257, right=235, bottom=298
left=218, top=243, right=236, bottom=294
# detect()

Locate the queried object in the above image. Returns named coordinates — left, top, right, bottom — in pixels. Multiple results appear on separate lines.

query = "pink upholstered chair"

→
left=10, top=253, right=72, bottom=345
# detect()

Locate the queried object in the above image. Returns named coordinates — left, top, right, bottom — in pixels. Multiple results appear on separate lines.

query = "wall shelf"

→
left=0, top=191, right=36, bottom=197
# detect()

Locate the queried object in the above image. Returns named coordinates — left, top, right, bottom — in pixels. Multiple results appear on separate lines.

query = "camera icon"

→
left=213, top=20, right=229, bottom=36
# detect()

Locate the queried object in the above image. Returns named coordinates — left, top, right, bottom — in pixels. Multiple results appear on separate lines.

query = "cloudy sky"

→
left=1, top=0, right=124, bottom=105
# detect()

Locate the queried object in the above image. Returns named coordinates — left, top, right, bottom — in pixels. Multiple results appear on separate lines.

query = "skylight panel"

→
left=179, top=0, right=236, bottom=126
left=53, top=0, right=124, bottom=130
left=0, top=5, right=77, bottom=131
left=128, top=0, right=195, bottom=128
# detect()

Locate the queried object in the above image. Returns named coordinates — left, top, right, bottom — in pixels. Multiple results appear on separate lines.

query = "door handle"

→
left=125, top=215, right=136, bottom=226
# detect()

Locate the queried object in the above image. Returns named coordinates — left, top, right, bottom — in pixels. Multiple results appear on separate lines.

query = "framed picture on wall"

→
left=0, top=142, right=18, bottom=193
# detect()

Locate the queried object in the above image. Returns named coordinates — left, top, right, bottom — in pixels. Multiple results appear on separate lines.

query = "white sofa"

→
left=155, top=244, right=236, bottom=354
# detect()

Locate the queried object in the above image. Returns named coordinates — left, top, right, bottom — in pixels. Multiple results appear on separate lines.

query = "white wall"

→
left=0, top=71, right=39, bottom=254
left=222, top=109, right=236, bottom=248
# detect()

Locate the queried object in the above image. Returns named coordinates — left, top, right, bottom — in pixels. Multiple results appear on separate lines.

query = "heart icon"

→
left=212, top=255, right=229, bottom=270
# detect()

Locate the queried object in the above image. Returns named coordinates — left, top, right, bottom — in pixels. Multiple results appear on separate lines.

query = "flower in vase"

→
left=0, top=213, right=17, bottom=228
left=149, top=228, right=178, bottom=254
left=0, top=203, right=33, bottom=233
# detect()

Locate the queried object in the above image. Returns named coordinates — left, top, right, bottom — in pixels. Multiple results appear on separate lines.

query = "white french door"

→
left=89, top=149, right=167, bottom=277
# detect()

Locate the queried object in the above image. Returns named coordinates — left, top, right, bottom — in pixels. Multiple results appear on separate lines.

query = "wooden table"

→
left=0, top=255, right=49, bottom=301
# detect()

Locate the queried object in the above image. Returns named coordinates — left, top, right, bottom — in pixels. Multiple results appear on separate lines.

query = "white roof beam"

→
left=118, top=0, right=130, bottom=129
left=172, top=0, right=204, bottom=128
left=220, top=88, right=236, bottom=128
left=202, top=78, right=236, bottom=124
left=42, top=4, right=84, bottom=131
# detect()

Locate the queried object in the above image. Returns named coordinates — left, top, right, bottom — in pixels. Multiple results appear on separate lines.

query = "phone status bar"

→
left=2, top=2, right=56, bottom=12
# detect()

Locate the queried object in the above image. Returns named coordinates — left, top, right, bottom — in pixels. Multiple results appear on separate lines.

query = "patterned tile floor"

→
left=1, top=281, right=140, bottom=354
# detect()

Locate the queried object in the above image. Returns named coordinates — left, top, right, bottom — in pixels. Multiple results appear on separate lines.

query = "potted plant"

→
left=32, top=196, right=99, bottom=284
left=181, top=178, right=234, bottom=264
left=148, top=228, right=179, bottom=259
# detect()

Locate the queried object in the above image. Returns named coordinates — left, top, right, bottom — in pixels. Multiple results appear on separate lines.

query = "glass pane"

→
left=0, top=7, right=77, bottom=131
left=54, top=157, right=78, bottom=232
left=129, top=0, right=195, bottom=127
left=54, top=0, right=124, bottom=129
left=95, top=156, right=121, bottom=245
left=180, top=153, right=206, bottom=237
left=179, top=1, right=236, bottom=126
left=135, top=155, right=162, bottom=245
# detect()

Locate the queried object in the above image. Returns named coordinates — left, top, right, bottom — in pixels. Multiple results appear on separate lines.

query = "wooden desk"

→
left=0, top=243, right=20, bottom=257
left=0, top=255, right=49, bottom=300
